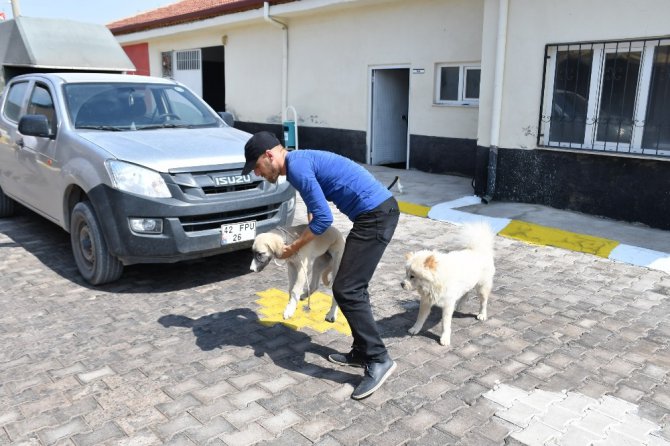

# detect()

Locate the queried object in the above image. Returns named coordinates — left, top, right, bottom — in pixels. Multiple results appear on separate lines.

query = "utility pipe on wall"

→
left=263, top=2, right=288, bottom=121
left=10, top=0, right=21, bottom=17
left=483, top=0, right=509, bottom=203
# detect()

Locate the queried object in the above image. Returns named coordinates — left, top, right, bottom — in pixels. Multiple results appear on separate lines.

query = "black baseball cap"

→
left=241, top=131, right=281, bottom=175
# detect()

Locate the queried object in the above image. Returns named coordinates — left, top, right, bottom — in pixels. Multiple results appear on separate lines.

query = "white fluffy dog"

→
left=250, top=224, right=345, bottom=321
left=401, top=221, right=496, bottom=346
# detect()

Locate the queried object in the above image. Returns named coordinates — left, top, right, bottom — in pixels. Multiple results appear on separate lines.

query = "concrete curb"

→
left=397, top=196, right=670, bottom=275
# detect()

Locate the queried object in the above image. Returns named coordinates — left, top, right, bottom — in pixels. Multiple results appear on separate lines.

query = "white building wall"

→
left=116, top=0, right=484, bottom=140
left=479, top=0, right=670, bottom=150
left=286, top=0, right=484, bottom=138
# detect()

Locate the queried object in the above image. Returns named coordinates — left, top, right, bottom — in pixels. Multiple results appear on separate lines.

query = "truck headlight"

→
left=129, top=218, right=164, bottom=234
left=106, top=160, right=171, bottom=198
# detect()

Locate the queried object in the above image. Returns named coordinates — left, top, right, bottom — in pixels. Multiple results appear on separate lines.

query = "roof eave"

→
left=109, top=0, right=293, bottom=36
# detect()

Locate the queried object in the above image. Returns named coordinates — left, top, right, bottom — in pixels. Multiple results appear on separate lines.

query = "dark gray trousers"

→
left=332, top=196, right=399, bottom=362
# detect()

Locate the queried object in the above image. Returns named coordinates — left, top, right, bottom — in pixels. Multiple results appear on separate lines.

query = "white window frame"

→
left=435, top=63, right=480, bottom=106
left=542, top=39, right=670, bottom=158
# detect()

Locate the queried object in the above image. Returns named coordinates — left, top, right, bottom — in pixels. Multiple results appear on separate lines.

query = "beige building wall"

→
left=116, top=0, right=484, bottom=140
left=286, top=0, right=484, bottom=138
left=478, top=0, right=670, bottom=150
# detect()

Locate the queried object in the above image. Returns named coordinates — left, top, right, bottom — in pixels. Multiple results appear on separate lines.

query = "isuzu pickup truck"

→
left=0, top=72, right=295, bottom=284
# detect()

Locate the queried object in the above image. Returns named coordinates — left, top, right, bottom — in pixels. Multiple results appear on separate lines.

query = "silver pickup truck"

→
left=0, top=72, right=295, bottom=284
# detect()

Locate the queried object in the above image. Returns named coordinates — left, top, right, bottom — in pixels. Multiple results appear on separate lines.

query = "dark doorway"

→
left=202, top=45, right=225, bottom=112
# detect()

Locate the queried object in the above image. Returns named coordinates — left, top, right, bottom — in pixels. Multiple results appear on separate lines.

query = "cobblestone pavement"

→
left=0, top=196, right=669, bottom=445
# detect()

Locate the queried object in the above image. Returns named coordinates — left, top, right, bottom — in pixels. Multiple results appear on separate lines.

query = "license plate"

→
left=221, top=221, right=256, bottom=245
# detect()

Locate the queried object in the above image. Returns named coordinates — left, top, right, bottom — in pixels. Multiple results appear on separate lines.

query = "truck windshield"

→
left=64, top=82, right=221, bottom=130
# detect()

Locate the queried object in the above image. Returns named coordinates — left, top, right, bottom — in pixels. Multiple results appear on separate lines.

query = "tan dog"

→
left=401, top=222, right=495, bottom=346
left=250, top=224, right=345, bottom=321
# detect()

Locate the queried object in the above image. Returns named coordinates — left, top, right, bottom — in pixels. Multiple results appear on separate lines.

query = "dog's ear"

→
left=423, top=254, right=437, bottom=272
left=405, top=252, right=414, bottom=260
left=268, top=234, right=286, bottom=256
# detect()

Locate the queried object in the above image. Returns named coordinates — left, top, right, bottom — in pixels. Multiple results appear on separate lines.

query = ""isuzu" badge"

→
left=213, top=174, right=252, bottom=186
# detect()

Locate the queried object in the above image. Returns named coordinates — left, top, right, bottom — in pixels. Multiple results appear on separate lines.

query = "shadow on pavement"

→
left=0, top=206, right=256, bottom=293
left=158, top=308, right=358, bottom=385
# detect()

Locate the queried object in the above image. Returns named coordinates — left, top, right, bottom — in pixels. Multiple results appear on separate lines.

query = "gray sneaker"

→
left=351, top=357, right=396, bottom=400
left=327, top=351, right=365, bottom=368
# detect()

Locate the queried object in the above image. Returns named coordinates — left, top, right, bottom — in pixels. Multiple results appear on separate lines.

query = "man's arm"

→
left=279, top=225, right=316, bottom=259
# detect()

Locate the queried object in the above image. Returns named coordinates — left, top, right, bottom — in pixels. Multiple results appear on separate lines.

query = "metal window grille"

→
left=176, top=50, right=201, bottom=71
left=539, top=37, right=670, bottom=158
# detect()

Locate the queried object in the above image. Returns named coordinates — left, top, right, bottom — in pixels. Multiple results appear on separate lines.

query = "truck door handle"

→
left=17, top=138, right=24, bottom=148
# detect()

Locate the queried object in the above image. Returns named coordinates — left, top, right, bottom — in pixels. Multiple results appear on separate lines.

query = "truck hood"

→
left=78, top=126, right=251, bottom=172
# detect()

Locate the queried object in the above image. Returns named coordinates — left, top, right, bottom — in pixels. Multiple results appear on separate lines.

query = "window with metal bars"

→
left=176, top=50, right=201, bottom=71
left=539, top=38, right=670, bottom=157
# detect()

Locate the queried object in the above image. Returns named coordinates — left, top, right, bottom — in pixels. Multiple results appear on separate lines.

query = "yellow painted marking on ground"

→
left=499, top=220, right=619, bottom=258
left=398, top=201, right=430, bottom=217
left=255, top=288, right=351, bottom=335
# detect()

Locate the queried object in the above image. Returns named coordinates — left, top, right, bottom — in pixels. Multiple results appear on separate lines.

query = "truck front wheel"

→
left=0, top=186, right=15, bottom=217
left=70, top=201, right=123, bottom=285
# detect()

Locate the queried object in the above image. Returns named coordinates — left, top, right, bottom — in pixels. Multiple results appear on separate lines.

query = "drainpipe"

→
left=263, top=2, right=288, bottom=121
left=10, top=0, right=21, bottom=17
left=483, top=0, right=509, bottom=204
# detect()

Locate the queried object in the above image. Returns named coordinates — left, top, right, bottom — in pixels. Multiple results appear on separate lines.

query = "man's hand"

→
left=278, top=244, right=297, bottom=259
left=278, top=226, right=316, bottom=259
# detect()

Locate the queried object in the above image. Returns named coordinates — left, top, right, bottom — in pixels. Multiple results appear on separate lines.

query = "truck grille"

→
left=201, top=182, right=260, bottom=195
left=179, top=204, right=281, bottom=232
left=168, top=169, right=263, bottom=198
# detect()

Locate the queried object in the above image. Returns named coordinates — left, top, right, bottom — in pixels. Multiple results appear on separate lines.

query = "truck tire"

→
left=70, top=201, right=123, bottom=285
left=0, top=186, right=15, bottom=217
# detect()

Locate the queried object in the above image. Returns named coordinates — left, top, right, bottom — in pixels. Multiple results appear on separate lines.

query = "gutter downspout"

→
left=263, top=2, right=288, bottom=122
left=483, top=0, right=509, bottom=204
left=10, top=0, right=21, bottom=17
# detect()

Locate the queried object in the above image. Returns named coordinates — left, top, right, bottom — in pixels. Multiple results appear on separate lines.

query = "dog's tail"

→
left=459, top=221, right=495, bottom=254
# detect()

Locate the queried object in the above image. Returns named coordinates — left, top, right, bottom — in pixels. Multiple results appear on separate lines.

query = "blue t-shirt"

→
left=286, top=150, right=392, bottom=235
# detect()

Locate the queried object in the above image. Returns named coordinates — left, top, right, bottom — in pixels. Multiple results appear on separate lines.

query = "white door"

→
left=173, top=49, right=203, bottom=97
left=370, top=68, right=409, bottom=165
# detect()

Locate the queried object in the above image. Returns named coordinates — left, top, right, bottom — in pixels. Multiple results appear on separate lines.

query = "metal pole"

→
left=10, top=0, right=20, bottom=18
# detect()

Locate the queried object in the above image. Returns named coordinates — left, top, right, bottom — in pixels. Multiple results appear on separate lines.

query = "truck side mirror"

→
left=18, top=115, right=54, bottom=138
left=218, top=111, right=234, bottom=127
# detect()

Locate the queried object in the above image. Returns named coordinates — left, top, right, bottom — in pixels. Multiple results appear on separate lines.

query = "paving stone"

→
left=154, top=413, right=202, bottom=442
left=406, top=427, right=459, bottom=446
left=554, top=423, right=606, bottom=445
left=223, top=401, right=270, bottom=429
left=76, top=366, right=115, bottom=384
left=361, top=422, right=412, bottom=446
left=424, top=393, right=467, bottom=417
left=71, top=421, right=125, bottom=446
left=399, top=408, right=443, bottom=433
left=483, top=383, right=529, bottom=408
left=510, top=419, right=562, bottom=445
left=479, top=419, right=514, bottom=443
left=184, top=416, right=235, bottom=443
left=190, top=380, right=237, bottom=404
left=451, top=381, right=488, bottom=405
left=37, top=417, right=90, bottom=445
left=436, top=407, right=481, bottom=437
left=495, top=401, right=538, bottom=429
left=294, top=418, right=343, bottom=443
left=609, top=413, right=662, bottom=440
left=228, top=387, right=273, bottom=409
left=261, top=427, right=314, bottom=446
left=571, top=408, right=619, bottom=436
left=156, top=394, right=202, bottom=418
left=259, top=408, right=303, bottom=435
